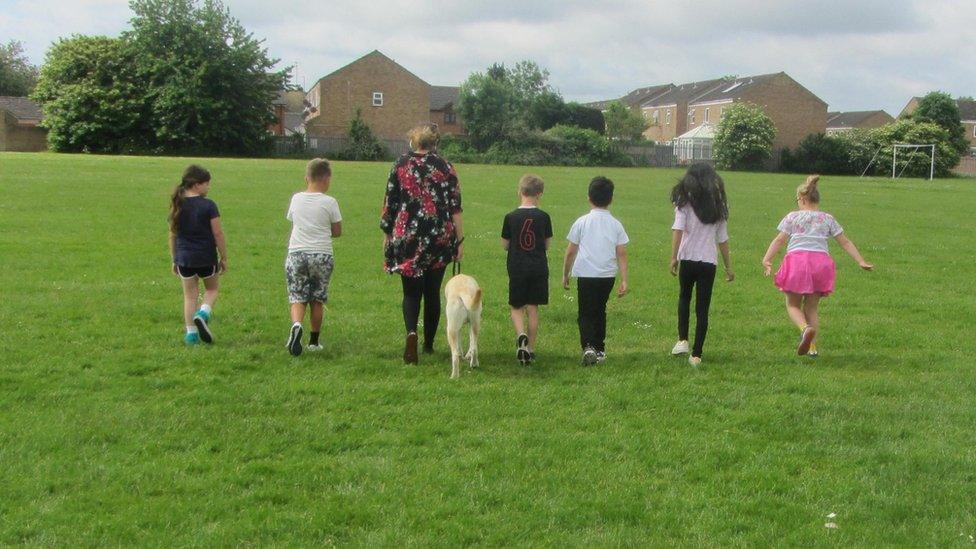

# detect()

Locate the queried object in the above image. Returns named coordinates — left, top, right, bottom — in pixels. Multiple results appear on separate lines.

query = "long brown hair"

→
left=169, top=165, right=211, bottom=232
left=671, top=162, right=729, bottom=224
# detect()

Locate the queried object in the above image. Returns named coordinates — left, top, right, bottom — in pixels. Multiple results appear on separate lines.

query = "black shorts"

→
left=177, top=264, right=219, bottom=279
left=509, top=272, right=549, bottom=307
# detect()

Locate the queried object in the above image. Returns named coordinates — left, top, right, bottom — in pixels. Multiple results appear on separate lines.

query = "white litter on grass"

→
left=824, top=522, right=839, bottom=530
left=632, top=321, right=652, bottom=330
left=826, top=512, right=836, bottom=519
left=562, top=294, right=575, bottom=302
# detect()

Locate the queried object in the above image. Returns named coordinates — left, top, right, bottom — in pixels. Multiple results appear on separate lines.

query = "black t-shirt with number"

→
left=501, top=207, right=553, bottom=275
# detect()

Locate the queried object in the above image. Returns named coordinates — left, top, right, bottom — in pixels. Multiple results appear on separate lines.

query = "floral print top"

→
left=381, top=152, right=462, bottom=277
left=777, top=210, right=843, bottom=254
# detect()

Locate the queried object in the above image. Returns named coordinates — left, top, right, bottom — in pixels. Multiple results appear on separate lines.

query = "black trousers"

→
left=677, top=260, right=717, bottom=357
left=400, top=267, right=446, bottom=347
left=577, top=277, right=615, bottom=352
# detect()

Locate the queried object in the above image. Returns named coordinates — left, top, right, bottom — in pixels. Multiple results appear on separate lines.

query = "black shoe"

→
left=287, top=324, right=303, bottom=356
left=422, top=343, right=435, bottom=354
left=528, top=352, right=536, bottom=363
left=516, top=334, right=530, bottom=365
left=404, top=332, right=419, bottom=364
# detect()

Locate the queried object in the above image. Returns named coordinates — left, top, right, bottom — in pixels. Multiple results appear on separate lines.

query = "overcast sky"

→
left=3, top=0, right=974, bottom=115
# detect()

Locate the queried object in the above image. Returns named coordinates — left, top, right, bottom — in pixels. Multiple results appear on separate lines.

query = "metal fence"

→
left=615, top=142, right=714, bottom=167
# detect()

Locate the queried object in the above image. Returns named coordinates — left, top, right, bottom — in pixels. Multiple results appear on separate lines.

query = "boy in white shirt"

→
left=562, top=176, right=630, bottom=366
left=284, top=158, right=343, bottom=356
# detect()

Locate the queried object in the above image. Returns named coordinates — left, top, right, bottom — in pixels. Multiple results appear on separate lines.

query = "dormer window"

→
left=372, top=92, right=383, bottom=107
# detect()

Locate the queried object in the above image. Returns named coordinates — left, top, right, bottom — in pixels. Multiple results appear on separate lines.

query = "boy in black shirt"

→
left=501, top=174, right=553, bottom=365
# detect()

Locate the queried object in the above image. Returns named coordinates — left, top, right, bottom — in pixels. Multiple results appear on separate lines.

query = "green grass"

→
left=1, top=152, right=975, bottom=546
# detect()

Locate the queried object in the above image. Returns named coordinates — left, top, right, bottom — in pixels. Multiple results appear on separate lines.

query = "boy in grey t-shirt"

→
left=285, top=158, right=343, bottom=356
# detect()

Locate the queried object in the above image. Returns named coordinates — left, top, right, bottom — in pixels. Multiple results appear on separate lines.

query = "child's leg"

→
left=802, top=294, right=821, bottom=337
left=526, top=305, right=539, bottom=351
left=291, top=302, right=307, bottom=324
left=510, top=306, right=526, bottom=336
left=785, top=292, right=808, bottom=330
left=691, top=264, right=717, bottom=358
left=310, top=301, right=324, bottom=332
left=677, top=261, right=694, bottom=341
left=201, top=273, right=219, bottom=310
left=594, top=278, right=615, bottom=352
left=181, top=276, right=200, bottom=327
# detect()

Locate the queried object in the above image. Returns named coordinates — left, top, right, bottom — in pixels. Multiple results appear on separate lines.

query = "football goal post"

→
left=892, top=143, right=935, bottom=180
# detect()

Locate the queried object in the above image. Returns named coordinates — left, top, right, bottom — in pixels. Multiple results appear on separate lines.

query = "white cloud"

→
left=2, top=0, right=973, bottom=115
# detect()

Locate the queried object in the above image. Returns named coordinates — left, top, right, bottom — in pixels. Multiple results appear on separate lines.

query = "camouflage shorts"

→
left=285, top=252, right=334, bottom=304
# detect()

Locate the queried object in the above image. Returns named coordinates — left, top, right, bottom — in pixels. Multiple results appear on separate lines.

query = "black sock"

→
left=310, top=331, right=320, bottom=345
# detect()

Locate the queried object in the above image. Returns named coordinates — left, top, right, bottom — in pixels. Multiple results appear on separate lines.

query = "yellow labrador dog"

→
left=444, top=274, right=482, bottom=379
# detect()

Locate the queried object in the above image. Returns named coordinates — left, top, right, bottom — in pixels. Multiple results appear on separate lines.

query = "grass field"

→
left=1, top=152, right=975, bottom=546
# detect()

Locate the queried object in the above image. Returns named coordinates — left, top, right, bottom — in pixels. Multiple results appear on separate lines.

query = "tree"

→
left=32, top=36, right=145, bottom=152
left=912, top=91, right=968, bottom=155
left=564, top=102, right=605, bottom=134
left=458, top=67, right=519, bottom=150
left=525, top=90, right=567, bottom=131
left=123, top=0, right=288, bottom=155
left=714, top=102, right=776, bottom=170
left=603, top=100, right=648, bottom=141
left=341, top=108, right=386, bottom=160
left=0, top=40, right=39, bottom=96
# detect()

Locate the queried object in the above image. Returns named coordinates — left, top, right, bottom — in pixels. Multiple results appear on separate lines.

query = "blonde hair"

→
left=408, top=124, right=440, bottom=151
left=797, top=174, right=821, bottom=204
left=306, top=158, right=332, bottom=182
left=519, top=174, right=545, bottom=197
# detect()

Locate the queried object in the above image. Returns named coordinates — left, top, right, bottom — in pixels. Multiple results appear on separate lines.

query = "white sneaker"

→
left=307, top=344, right=323, bottom=352
left=688, top=356, right=702, bottom=367
left=595, top=351, right=606, bottom=364
left=671, top=340, right=690, bottom=355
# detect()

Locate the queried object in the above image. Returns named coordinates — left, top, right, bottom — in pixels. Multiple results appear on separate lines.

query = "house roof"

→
left=0, top=96, right=43, bottom=123
left=641, top=78, right=727, bottom=108
left=676, top=123, right=716, bottom=140
left=957, top=99, right=976, bottom=120
left=313, top=50, right=429, bottom=88
left=430, top=85, right=459, bottom=110
left=826, top=110, right=892, bottom=128
left=583, top=83, right=672, bottom=111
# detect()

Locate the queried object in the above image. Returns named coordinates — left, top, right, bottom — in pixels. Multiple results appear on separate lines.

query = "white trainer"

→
left=688, top=356, right=702, bottom=367
left=307, top=344, right=323, bottom=352
left=671, top=340, right=690, bottom=355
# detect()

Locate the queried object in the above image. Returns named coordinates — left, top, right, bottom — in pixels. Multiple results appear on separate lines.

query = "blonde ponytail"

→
left=796, top=174, right=821, bottom=204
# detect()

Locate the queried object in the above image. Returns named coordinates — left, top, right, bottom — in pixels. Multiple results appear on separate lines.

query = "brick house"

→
left=825, top=110, right=894, bottom=135
left=270, top=90, right=307, bottom=137
left=589, top=72, right=828, bottom=151
left=900, top=97, right=976, bottom=155
left=0, top=96, right=46, bottom=152
left=304, top=50, right=464, bottom=141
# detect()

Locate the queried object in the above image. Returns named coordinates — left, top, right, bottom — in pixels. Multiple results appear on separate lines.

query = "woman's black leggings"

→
left=677, top=260, right=717, bottom=358
left=400, top=267, right=446, bottom=346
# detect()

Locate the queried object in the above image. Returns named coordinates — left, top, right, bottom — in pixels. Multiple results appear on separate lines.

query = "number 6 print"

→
left=519, top=219, right=535, bottom=251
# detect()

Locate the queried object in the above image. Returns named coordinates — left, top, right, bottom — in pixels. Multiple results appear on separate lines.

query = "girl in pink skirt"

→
left=761, top=175, right=873, bottom=357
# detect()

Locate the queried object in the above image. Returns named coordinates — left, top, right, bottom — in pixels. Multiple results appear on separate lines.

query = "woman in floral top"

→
left=381, top=124, right=463, bottom=364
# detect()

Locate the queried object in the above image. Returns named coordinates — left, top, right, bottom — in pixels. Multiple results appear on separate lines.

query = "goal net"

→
left=892, top=144, right=935, bottom=180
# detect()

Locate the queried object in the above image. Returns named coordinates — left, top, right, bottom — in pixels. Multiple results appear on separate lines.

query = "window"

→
left=444, top=112, right=456, bottom=124
left=372, top=92, right=383, bottom=106
left=704, top=108, right=710, bottom=123
left=688, top=109, right=695, bottom=124
left=666, top=111, right=671, bottom=126
left=972, top=124, right=975, bottom=137
left=652, top=110, right=659, bottom=124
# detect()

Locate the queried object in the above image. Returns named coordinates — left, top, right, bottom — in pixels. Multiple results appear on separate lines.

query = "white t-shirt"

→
left=567, top=208, right=629, bottom=278
left=672, top=205, right=729, bottom=265
left=777, top=210, right=843, bottom=254
left=286, top=192, right=342, bottom=254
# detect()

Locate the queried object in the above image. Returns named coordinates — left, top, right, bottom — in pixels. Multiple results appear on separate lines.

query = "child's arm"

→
left=501, top=238, right=510, bottom=251
left=545, top=237, right=552, bottom=251
left=616, top=245, right=629, bottom=297
left=718, top=241, right=734, bottom=282
left=211, top=217, right=228, bottom=273
left=562, top=243, right=579, bottom=290
left=670, top=230, right=683, bottom=276
left=331, top=221, right=342, bottom=238
left=169, top=231, right=177, bottom=275
left=761, top=232, right=789, bottom=276
left=835, top=234, right=873, bottom=270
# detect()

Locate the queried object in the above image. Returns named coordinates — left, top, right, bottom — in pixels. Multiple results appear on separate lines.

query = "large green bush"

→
left=781, top=133, right=850, bottom=175
left=714, top=102, right=776, bottom=170
left=856, top=120, right=959, bottom=178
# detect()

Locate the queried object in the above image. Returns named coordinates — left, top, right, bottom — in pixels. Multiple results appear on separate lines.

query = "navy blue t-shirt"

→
left=174, top=196, right=220, bottom=267
left=501, top=207, right=553, bottom=275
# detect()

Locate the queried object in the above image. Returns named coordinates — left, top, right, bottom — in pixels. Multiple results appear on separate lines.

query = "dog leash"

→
left=452, top=236, right=465, bottom=276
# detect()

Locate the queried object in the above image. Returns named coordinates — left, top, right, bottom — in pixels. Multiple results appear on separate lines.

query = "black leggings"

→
left=400, top=267, right=446, bottom=347
left=677, top=260, right=717, bottom=358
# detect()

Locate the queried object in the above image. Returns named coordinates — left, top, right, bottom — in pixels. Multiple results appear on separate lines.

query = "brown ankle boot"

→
left=404, top=332, right=419, bottom=364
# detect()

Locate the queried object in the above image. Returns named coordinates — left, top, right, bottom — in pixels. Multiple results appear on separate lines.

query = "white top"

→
left=777, top=210, right=843, bottom=254
left=567, top=208, right=629, bottom=278
left=286, top=192, right=342, bottom=254
left=672, top=205, right=729, bottom=265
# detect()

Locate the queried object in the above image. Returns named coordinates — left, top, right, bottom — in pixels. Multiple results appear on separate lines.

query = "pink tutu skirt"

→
left=775, top=251, right=836, bottom=295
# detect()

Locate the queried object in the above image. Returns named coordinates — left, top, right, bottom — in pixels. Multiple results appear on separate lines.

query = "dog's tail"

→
left=460, top=288, right=482, bottom=311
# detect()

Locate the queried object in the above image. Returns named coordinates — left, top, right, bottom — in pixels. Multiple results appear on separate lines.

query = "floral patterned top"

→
left=777, top=210, right=843, bottom=254
left=381, top=152, right=462, bottom=277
